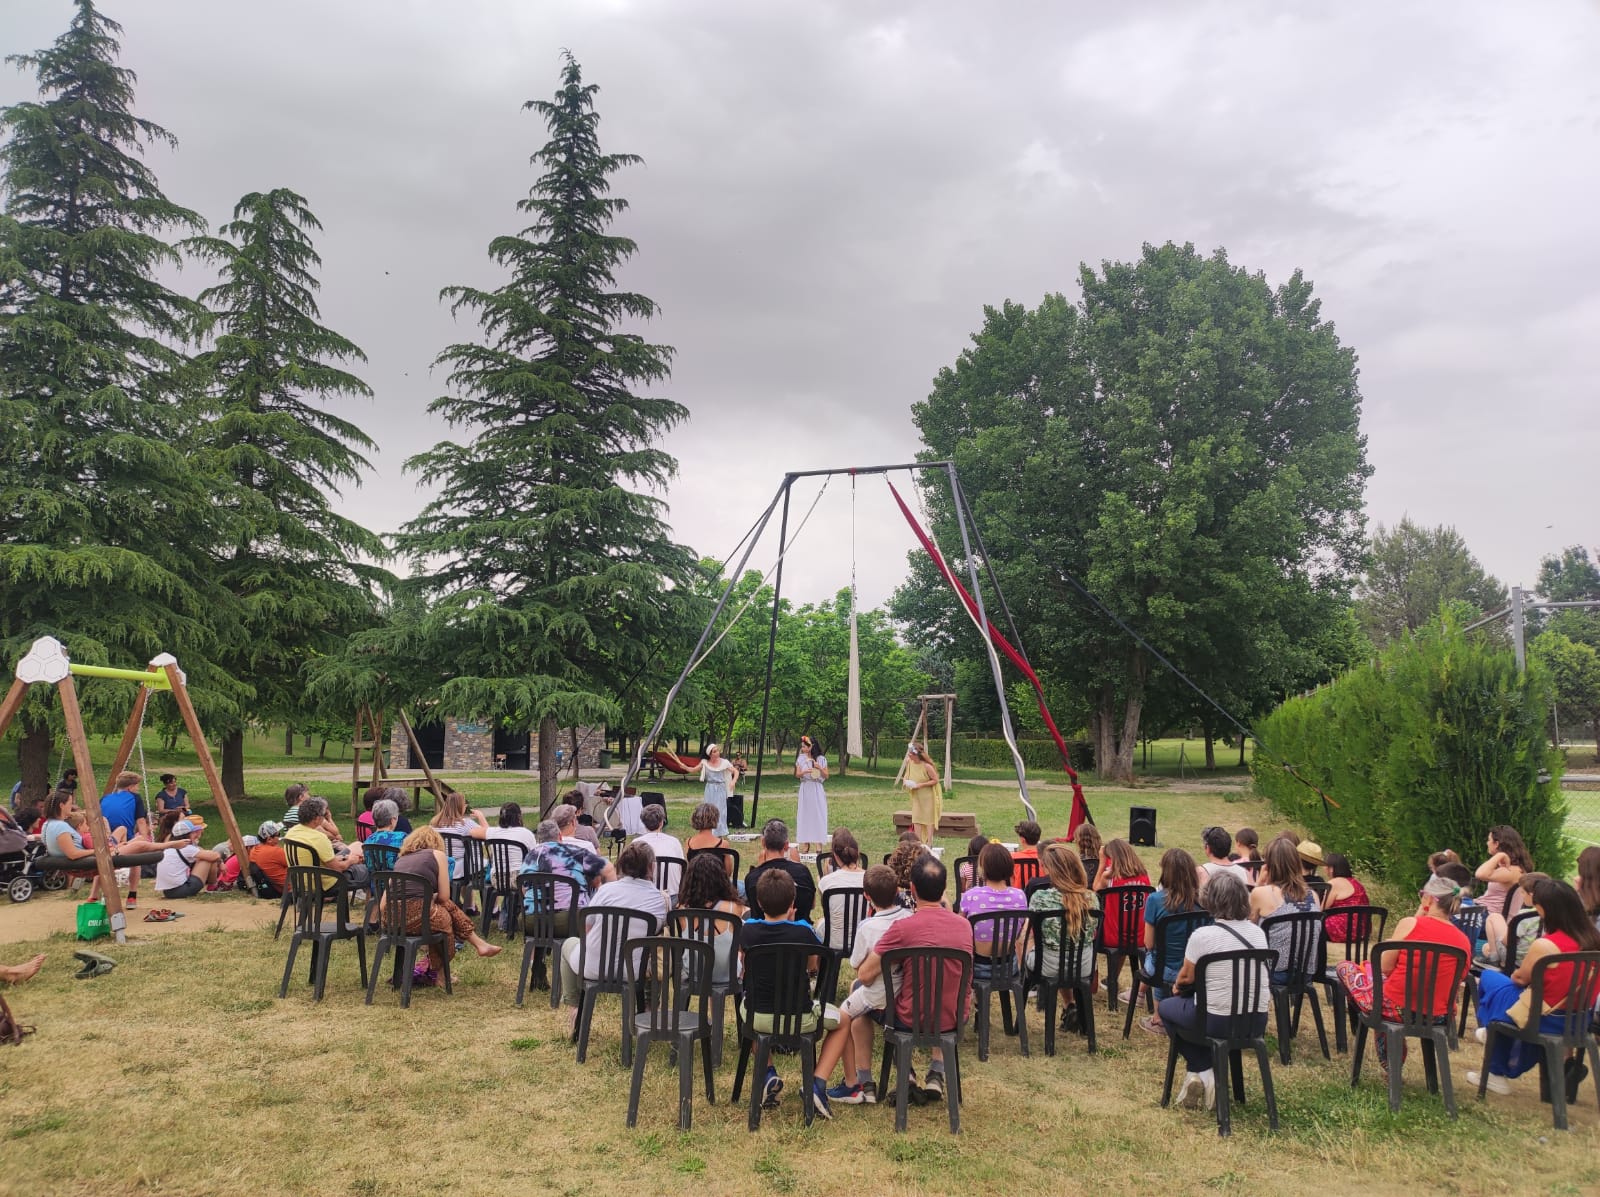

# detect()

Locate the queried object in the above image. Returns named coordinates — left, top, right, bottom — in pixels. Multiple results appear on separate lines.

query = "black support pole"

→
left=748, top=477, right=792, bottom=828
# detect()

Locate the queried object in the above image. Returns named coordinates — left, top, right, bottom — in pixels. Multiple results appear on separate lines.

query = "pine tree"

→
left=0, top=1, right=224, bottom=799
left=185, top=188, right=386, bottom=797
left=395, top=52, right=692, bottom=812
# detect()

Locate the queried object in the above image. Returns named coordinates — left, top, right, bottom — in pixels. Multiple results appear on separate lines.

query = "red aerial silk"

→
left=887, top=477, right=1093, bottom=836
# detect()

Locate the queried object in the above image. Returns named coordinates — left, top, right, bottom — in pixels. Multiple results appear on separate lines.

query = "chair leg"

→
left=1586, top=1040, right=1600, bottom=1114
left=355, top=933, right=368, bottom=990
left=1014, top=983, right=1029, bottom=1057
left=945, top=1038, right=961, bottom=1134
left=312, top=936, right=332, bottom=1002
left=711, top=993, right=726, bottom=1069
left=627, top=1034, right=649, bottom=1128
left=1306, top=990, right=1330, bottom=1060
left=577, top=989, right=597, bottom=1063
left=678, top=1033, right=695, bottom=1131
left=439, top=946, right=452, bottom=995
left=549, top=946, right=562, bottom=1010
left=893, top=1039, right=913, bottom=1133
left=732, top=1036, right=752, bottom=1103
left=1385, top=1032, right=1404, bottom=1113
left=1476, top=1027, right=1495, bottom=1099
left=1123, top=976, right=1140, bottom=1040
left=1081, top=986, right=1097, bottom=1054
left=747, top=1040, right=770, bottom=1132
left=398, top=943, right=417, bottom=1008
left=274, top=894, right=291, bottom=939
left=1041, top=987, right=1057, bottom=1058
left=621, top=984, right=635, bottom=1068
left=1272, top=989, right=1292, bottom=1065
left=1330, top=983, right=1349, bottom=1054
left=1255, top=1042, right=1279, bottom=1131
left=279, top=934, right=301, bottom=998
left=1214, top=1046, right=1232, bottom=1138
left=1435, top=1032, right=1457, bottom=1120
left=1350, top=1021, right=1367, bottom=1087
left=976, top=987, right=991, bottom=1061
left=1229, top=1046, right=1246, bottom=1103
left=999, top=989, right=1016, bottom=1036
left=701, top=1032, right=716, bottom=1104
left=1545, top=1043, right=1568, bottom=1131
left=1421, top=1036, right=1439, bottom=1095
left=515, top=940, right=534, bottom=1007
left=1161, top=1035, right=1181, bottom=1107
left=798, top=1038, right=817, bottom=1128
left=365, top=940, right=388, bottom=1005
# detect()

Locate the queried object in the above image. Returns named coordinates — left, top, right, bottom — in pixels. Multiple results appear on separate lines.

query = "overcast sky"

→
left=6, top=0, right=1598, bottom=612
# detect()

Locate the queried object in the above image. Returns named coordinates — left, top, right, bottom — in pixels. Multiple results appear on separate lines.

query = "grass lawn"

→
left=3, top=771, right=1598, bottom=1197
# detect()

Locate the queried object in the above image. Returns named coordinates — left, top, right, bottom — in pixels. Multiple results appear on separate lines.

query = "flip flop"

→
left=72, top=950, right=116, bottom=979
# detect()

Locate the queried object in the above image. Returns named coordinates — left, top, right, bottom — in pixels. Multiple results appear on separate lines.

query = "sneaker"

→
left=1467, top=1069, right=1512, bottom=1096
left=810, top=1078, right=832, bottom=1120
left=1201, top=1070, right=1216, bottom=1110
left=827, top=1082, right=866, bottom=1105
left=921, top=1070, right=946, bottom=1103
left=1178, top=1072, right=1205, bottom=1110
left=125, top=894, right=137, bottom=909
left=1117, top=987, right=1133, bottom=1004
left=904, top=1070, right=926, bottom=1106
left=1473, top=1026, right=1487, bottom=1045
left=1138, top=1015, right=1165, bottom=1035
left=761, top=1067, right=784, bottom=1109
left=860, top=1080, right=878, bottom=1105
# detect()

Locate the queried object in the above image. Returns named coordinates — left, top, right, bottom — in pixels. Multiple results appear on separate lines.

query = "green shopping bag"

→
left=76, top=900, right=109, bottom=942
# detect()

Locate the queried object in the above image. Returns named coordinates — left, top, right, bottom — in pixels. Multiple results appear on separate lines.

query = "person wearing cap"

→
left=214, top=835, right=259, bottom=890
left=155, top=818, right=222, bottom=899
left=697, top=744, right=738, bottom=837
left=1334, top=872, right=1471, bottom=1074
left=249, top=822, right=289, bottom=898
left=1297, top=840, right=1325, bottom=883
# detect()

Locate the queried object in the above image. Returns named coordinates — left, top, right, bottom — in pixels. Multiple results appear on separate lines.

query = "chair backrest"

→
left=1371, top=938, right=1468, bottom=1027
left=820, top=885, right=869, bottom=956
left=1260, top=909, right=1324, bottom=984
left=879, top=945, right=973, bottom=1037
left=1524, top=951, right=1600, bottom=1042
left=951, top=855, right=976, bottom=912
left=1026, top=907, right=1102, bottom=984
left=625, top=935, right=713, bottom=1035
left=686, top=845, right=741, bottom=884
left=1151, top=909, right=1213, bottom=974
left=667, top=906, right=743, bottom=983
left=483, top=839, right=525, bottom=891
left=1192, top=948, right=1275, bottom=1040
left=285, top=864, right=341, bottom=932
left=1013, top=857, right=1043, bottom=888
left=518, top=871, right=581, bottom=941
left=1453, top=904, right=1489, bottom=943
left=1098, top=884, right=1154, bottom=948
left=1503, top=909, right=1541, bottom=973
left=742, top=942, right=838, bottom=1040
left=967, top=910, right=1030, bottom=976
left=1322, top=904, right=1388, bottom=964
left=576, top=905, right=661, bottom=985
left=815, top=850, right=836, bottom=877
left=654, top=854, right=686, bottom=897
left=1024, top=877, right=1052, bottom=901
left=438, top=831, right=485, bottom=885
left=364, top=841, right=401, bottom=876
left=283, top=838, right=321, bottom=870
left=1307, top=876, right=1331, bottom=906
left=1239, top=858, right=1266, bottom=880
left=370, top=869, right=433, bottom=938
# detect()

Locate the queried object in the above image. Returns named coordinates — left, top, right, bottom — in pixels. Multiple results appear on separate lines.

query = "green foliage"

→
left=950, top=736, right=1095, bottom=772
left=1530, top=631, right=1600, bottom=752
left=1536, top=546, right=1600, bottom=650
left=1356, top=517, right=1506, bottom=648
left=1253, top=618, right=1568, bottom=880
left=897, top=243, right=1370, bottom=782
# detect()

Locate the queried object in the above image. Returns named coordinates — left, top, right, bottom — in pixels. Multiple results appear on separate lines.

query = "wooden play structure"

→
left=893, top=692, right=956, bottom=794
left=0, top=636, right=251, bottom=944
left=348, top=703, right=448, bottom=820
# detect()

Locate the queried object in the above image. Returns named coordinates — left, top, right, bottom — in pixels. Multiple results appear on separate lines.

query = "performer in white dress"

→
left=697, top=743, right=739, bottom=836
left=794, top=734, right=829, bottom=851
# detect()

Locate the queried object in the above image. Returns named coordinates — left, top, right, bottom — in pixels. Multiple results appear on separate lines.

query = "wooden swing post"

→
left=56, top=674, right=127, bottom=942
left=0, top=678, right=27, bottom=738
left=158, top=659, right=251, bottom=875
left=102, top=684, right=151, bottom=793
left=396, top=708, right=444, bottom=810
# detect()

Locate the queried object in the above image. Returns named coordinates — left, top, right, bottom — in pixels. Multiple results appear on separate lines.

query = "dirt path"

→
left=0, top=889, right=276, bottom=946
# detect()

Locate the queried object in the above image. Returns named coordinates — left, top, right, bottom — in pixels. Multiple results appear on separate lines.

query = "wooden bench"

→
left=355, top=773, right=445, bottom=816
left=892, top=810, right=979, bottom=838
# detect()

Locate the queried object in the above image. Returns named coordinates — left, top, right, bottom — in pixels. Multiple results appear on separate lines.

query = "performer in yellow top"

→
left=903, top=742, right=942, bottom=842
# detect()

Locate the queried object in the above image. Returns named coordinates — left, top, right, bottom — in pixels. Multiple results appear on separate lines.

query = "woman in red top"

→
left=1468, top=879, right=1600, bottom=1094
left=1321, top=852, right=1370, bottom=943
left=1334, top=872, right=1471, bottom=1073
left=1093, top=837, right=1150, bottom=999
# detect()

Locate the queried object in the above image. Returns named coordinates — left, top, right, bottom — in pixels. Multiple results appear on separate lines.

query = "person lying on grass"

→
left=387, top=826, right=502, bottom=988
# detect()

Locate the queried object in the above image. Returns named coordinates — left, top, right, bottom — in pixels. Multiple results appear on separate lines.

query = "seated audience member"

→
left=687, top=802, right=735, bottom=856
left=1138, top=847, right=1205, bottom=1033
left=155, top=772, right=188, bottom=819
left=1020, top=841, right=1099, bottom=1030
left=1199, top=826, right=1251, bottom=886
left=548, top=803, right=596, bottom=851
left=1250, top=837, right=1321, bottom=982
left=8, top=801, right=41, bottom=842
left=1335, top=873, right=1470, bottom=1075
left=560, top=794, right=603, bottom=848
left=1469, top=878, right=1600, bottom=1096
left=520, top=819, right=615, bottom=937
left=1094, top=837, right=1152, bottom=996
left=1160, top=871, right=1270, bottom=1112
left=676, top=852, right=744, bottom=983
left=557, top=842, right=667, bottom=1031
left=155, top=819, right=222, bottom=899
left=961, top=842, right=1027, bottom=973
left=816, top=828, right=866, bottom=946
left=389, top=826, right=502, bottom=987
left=364, top=799, right=407, bottom=854
left=155, top=809, right=185, bottom=842
left=634, top=803, right=684, bottom=904
left=956, top=834, right=989, bottom=891
left=744, top=818, right=817, bottom=923
left=215, top=837, right=257, bottom=890
left=487, top=802, right=537, bottom=864
left=1011, top=820, right=1042, bottom=886
left=100, top=771, right=151, bottom=846
left=1434, top=861, right=1483, bottom=939
left=429, top=790, right=488, bottom=880
left=249, top=821, right=289, bottom=898
left=1475, top=825, right=1533, bottom=965
left=1233, top=827, right=1261, bottom=865
left=818, top=864, right=914, bottom=1106
left=1075, top=822, right=1103, bottom=886
left=886, top=840, right=925, bottom=908
left=1428, top=849, right=1461, bottom=876
left=741, top=865, right=832, bottom=1113
left=1579, top=846, right=1600, bottom=932
left=39, top=791, right=162, bottom=904
left=281, top=784, right=308, bottom=827
left=1321, top=852, right=1371, bottom=942
left=1298, top=840, right=1325, bottom=883
left=283, top=796, right=368, bottom=892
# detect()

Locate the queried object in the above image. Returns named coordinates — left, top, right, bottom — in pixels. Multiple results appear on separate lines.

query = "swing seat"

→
left=37, top=851, right=164, bottom=873
left=892, top=811, right=978, bottom=838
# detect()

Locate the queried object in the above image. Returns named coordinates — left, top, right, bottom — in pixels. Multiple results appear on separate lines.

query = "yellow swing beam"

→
left=67, top=663, right=173, bottom=689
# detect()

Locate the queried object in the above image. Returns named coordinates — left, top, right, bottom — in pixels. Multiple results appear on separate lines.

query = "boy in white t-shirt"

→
left=813, top=865, right=911, bottom=1107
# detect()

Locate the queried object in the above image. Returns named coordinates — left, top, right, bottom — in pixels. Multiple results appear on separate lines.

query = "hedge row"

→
left=1251, top=619, right=1567, bottom=881
left=950, top=736, right=1096, bottom=772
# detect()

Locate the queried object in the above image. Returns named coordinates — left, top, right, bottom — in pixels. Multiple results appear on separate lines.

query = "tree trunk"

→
left=319, top=738, right=330, bottom=760
left=18, top=722, right=52, bottom=804
left=537, top=714, right=559, bottom=817
left=1106, top=657, right=1147, bottom=784
left=1204, top=730, right=1216, bottom=771
left=1238, top=738, right=1247, bottom=767
left=569, top=726, right=581, bottom=780
left=1093, top=688, right=1118, bottom=779
left=221, top=728, right=246, bottom=800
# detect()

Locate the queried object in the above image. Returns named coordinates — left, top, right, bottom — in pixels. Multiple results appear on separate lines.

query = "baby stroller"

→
left=0, top=839, right=65, bottom=904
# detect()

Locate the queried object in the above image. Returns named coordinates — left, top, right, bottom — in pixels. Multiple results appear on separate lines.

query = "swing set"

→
left=616, top=461, right=1093, bottom=836
left=0, top=636, right=251, bottom=944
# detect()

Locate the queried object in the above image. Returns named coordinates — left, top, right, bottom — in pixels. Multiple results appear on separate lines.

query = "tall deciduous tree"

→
left=394, top=53, right=692, bottom=813
left=901, top=243, right=1370, bottom=782
left=0, top=1, right=227, bottom=799
left=1536, top=545, right=1600, bottom=650
left=1356, top=517, right=1506, bottom=647
left=185, top=189, right=387, bottom=797
left=1529, top=632, right=1600, bottom=757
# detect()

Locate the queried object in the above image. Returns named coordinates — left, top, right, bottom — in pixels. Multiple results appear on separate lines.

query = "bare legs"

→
left=1, top=955, right=45, bottom=984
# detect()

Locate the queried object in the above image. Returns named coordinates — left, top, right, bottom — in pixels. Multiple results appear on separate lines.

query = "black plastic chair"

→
left=1461, top=908, right=1542, bottom=1037
left=1239, top=858, right=1266, bottom=880
left=1024, top=876, right=1053, bottom=901
left=279, top=864, right=368, bottom=1001
left=364, top=869, right=453, bottom=1007
left=439, top=832, right=485, bottom=910
left=967, top=910, right=1031, bottom=1060
left=951, top=856, right=977, bottom=912
left=686, top=845, right=741, bottom=885
left=731, top=943, right=840, bottom=1130
left=1124, top=910, right=1213, bottom=1039
left=479, top=838, right=526, bottom=937
left=1099, top=884, right=1155, bottom=1011
left=820, top=885, right=868, bottom=956
left=1020, top=907, right=1103, bottom=1055
left=572, top=905, right=662, bottom=1065
left=624, top=935, right=717, bottom=1130
left=814, top=850, right=835, bottom=878
left=514, top=871, right=580, bottom=1008
left=1159, top=948, right=1279, bottom=1137
left=1319, top=904, right=1388, bottom=1053
left=1349, top=938, right=1469, bottom=1116
left=878, top=946, right=973, bottom=1133
left=1261, top=910, right=1329, bottom=1063
left=667, top=907, right=744, bottom=1066
left=1013, top=857, right=1043, bottom=890
left=654, top=854, right=686, bottom=902
left=275, top=839, right=320, bottom=938
left=1476, top=951, right=1600, bottom=1130
left=1306, top=877, right=1331, bottom=907
left=360, top=840, right=402, bottom=929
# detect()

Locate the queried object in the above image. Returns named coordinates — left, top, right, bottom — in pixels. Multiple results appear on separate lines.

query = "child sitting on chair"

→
left=741, top=866, right=835, bottom=1115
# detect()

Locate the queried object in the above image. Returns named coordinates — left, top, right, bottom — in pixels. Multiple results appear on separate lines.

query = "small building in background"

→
left=390, top=719, right=605, bottom=772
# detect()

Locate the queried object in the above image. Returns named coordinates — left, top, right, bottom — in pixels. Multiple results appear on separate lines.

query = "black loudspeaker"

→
left=1129, top=805, right=1157, bottom=847
left=725, top=793, right=745, bottom=829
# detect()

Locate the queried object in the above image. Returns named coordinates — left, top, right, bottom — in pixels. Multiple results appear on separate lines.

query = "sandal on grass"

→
left=143, top=909, right=176, bottom=923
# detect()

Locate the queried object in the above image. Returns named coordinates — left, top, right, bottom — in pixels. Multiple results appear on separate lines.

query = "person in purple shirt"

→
left=961, top=841, right=1028, bottom=979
